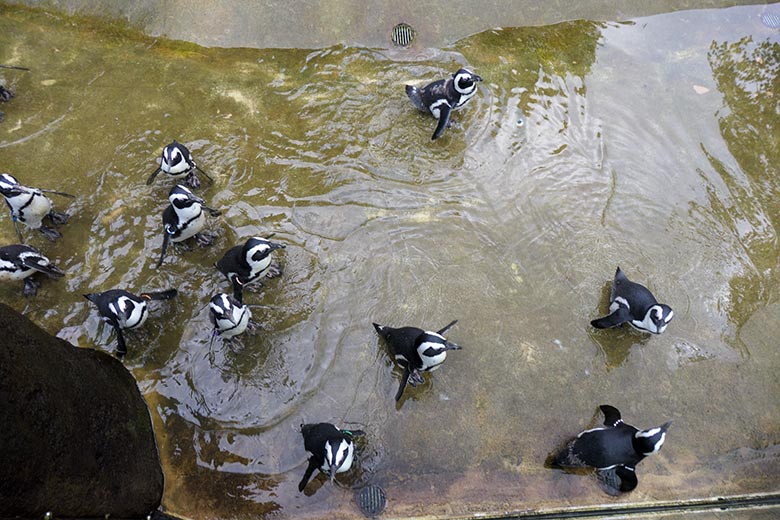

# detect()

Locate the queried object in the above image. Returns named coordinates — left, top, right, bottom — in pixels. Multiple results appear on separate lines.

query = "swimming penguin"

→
left=209, top=293, right=254, bottom=342
left=146, top=140, right=213, bottom=188
left=157, top=184, right=221, bottom=268
left=591, top=267, right=673, bottom=334
left=0, top=173, right=74, bottom=242
left=0, top=244, right=64, bottom=296
left=372, top=320, right=462, bottom=401
left=0, top=64, right=29, bottom=123
left=216, top=237, right=285, bottom=303
left=83, top=288, right=177, bottom=357
left=298, top=422, right=366, bottom=492
left=405, top=68, right=483, bottom=140
left=550, top=404, right=672, bottom=493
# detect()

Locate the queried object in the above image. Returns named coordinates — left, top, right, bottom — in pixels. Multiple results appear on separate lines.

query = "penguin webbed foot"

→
left=194, top=231, right=217, bottom=247
left=597, top=466, right=637, bottom=495
left=265, top=262, right=283, bottom=279
left=246, top=320, right=261, bottom=335
left=0, top=86, right=12, bottom=102
left=22, top=277, right=40, bottom=297
left=38, top=225, right=62, bottom=241
left=47, top=210, right=70, bottom=226
left=185, top=171, right=201, bottom=189
left=407, top=369, right=425, bottom=387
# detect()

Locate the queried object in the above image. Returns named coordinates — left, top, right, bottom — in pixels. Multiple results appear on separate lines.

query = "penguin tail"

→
left=141, top=289, right=178, bottom=301
left=83, top=293, right=100, bottom=304
left=437, top=319, right=458, bottom=335
left=372, top=322, right=388, bottom=338
left=614, top=266, right=627, bottom=281
left=405, top=85, right=426, bottom=112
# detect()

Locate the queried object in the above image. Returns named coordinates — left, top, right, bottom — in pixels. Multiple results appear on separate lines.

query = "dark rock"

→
left=0, top=303, right=163, bottom=518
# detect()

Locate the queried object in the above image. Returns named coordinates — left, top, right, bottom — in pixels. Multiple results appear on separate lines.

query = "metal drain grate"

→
left=392, top=23, right=415, bottom=47
left=761, top=12, right=780, bottom=28
left=356, top=485, right=387, bottom=517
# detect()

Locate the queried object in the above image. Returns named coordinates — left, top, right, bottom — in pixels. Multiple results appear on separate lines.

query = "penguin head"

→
left=324, top=437, right=353, bottom=479
left=168, top=184, right=203, bottom=207
left=452, top=68, right=482, bottom=94
left=161, top=141, right=189, bottom=171
left=244, top=237, right=286, bottom=262
left=0, top=173, right=23, bottom=196
left=210, top=293, right=237, bottom=321
left=633, top=421, right=672, bottom=456
left=416, top=331, right=461, bottom=370
left=648, top=304, right=674, bottom=334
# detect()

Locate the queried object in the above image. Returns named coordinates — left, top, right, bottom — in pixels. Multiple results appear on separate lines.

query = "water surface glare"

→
left=1, top=4, right=779, bottom=519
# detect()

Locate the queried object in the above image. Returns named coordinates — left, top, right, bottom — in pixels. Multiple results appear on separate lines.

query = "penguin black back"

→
left=298, top=423, right=365, bottom=492
left=591, top=267, right=673, bottom=334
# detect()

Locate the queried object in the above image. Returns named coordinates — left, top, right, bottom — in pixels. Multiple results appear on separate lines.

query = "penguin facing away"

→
left=550, top=404, right=672, bottom=493
left=146, top=140, right=214, bottom=188
left=591, top=267, right=673, bottom=334
left=215, top=237, right=285, bottom=303
left=0, top=244, right=64, bottom=296
left=0, top=173, right=74, bottom=242
left=405, top=68, right=483, bottom=140
left=298, top=422, right=366, bottom=492
left=157, top=184, right=221, bottom=268
left=373, top=319, right=462, bottom=401
left=83, top=288, right=177, bottom=357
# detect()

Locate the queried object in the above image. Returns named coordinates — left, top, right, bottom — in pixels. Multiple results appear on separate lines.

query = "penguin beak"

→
left=474, top=75, right=483, bottom=82
left=269, top=242, right=286, bottom=251
left=329, top=463, right=337, bottom=482
left=444, top=341, right=462, bottom=351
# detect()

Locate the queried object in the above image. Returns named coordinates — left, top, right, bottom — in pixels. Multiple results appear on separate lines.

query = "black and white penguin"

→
left=0, top=173, right=74, bottom=242
left=298, top=422, right=366, bottom=492
left=551, top=405, right=672, bottom=493
left=372, top=320, right=462, bottom=401
left=157, top=184, right=221, bottom=268
left=215, top=237, right=285, bottom=302
left=405, top=68, right=483, bottom=140
left=209, top=293, right=253, bottom=341
left=146, top=140, right=213, bottom=188
left=591, top=267, right=674, bottom=334
left=83, top=288, right=177, bottom=357
left=0, top=244, right=64, bottom=296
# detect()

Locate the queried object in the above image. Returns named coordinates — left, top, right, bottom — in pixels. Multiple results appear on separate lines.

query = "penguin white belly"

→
left=220, top=306, right=251, bottom=339
left=249, top=255, right=273, bottom=280
left=0, top=265, right=32, bottom=281
left=166, top=160, right=192, bottom=175
left=173, top=211, right=206, bottom=242
left=17, top=194, right=52, bottom=228
left=111, top=297, right=148, bottom=329
left=337, top=443, right=355, bottom=473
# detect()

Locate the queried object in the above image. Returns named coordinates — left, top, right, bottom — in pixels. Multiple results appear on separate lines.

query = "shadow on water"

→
left=1, top=3, right=780, bottom=519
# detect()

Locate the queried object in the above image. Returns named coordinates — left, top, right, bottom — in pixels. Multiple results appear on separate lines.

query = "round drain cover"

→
left=392, top=23, right=415, bottom=47
left=761, top=12, right=780, bottom=28
left=356, top=484, right=387, bottom=517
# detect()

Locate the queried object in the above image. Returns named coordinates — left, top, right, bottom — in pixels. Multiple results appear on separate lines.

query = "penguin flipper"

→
left=141, top=289, right=178, bottom=301
left=395, top=366, right=411, bottom=402
left=431, top=104, right=452, bottom=141
left=591, top=307, right=631, bottom=329
left=21, top=255, right=64, bottom=278
left=195, top=164, right=215, bottom=184
left=405, top=85, right=427, bottom=112
left=599, top=405, right=622, bottom=427
left=112, top=324, right=128, bottom=358
left=597, top=465, right=637, bottom=495
left=146, top=167, right=162, bottom=185
left=12, top=220, right=24, bottom=243
left=157, top=232, right=170, bottom=269
left=298, top=457, right=319, bottom=492
left=437, top=319, right=458, bottom=335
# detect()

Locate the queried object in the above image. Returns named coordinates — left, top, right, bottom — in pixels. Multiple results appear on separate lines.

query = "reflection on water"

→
left=1, top=4, right=779, bottom=519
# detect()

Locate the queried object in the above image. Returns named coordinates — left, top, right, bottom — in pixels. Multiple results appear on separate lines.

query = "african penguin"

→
left=83, top=288, right=177, bottom=357
left=157, top=184, right=221, bottom=268
left=550, top=404, right=672, bottom=493
left=0, top=244, right=64, bottom=296
left=0, top=173, right=74, bottom=242
left=298, top=422, right=366, bottom=492
left=209, top=293, right=253, bottom=341
left=373, top=320, right=462, bottom=401
left=405, top=68, right=483, bottom=140
left=216, top=237, right=285, bottom=303
left=146, top=140, right=213, bottom=188
left=591, top=267, right=674, bottom=334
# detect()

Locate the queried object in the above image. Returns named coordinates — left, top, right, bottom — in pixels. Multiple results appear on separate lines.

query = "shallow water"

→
left=1, top=4, right=779, bottom=519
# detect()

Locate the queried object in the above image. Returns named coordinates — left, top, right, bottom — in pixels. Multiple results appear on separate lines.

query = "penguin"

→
left=298, top=422, right=366, bottom=492
left=215, top=237, right=285, bottom=303
left=157, top=184, right=221, bottom=268
left=146, top=140, right=213, bottom=188
left=551, top=404, right=672, bottom=493
left=0, top=244, right=64, bottom=296
left=0, top=173, right=74, bottom=242
left=83, top=288, right=177, bottom=357
left=405, top=68, right=483, bottom=140
left=372, top=319, right=462, bottom=401
left=0, top=84, right=12, bottom=123
left=209, top=293, right=253, bottom=341
left=591, top=267, right=674, bottom=334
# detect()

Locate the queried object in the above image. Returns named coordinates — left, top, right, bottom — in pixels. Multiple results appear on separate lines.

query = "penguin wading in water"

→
left=84, top=288, right=177, bottom=357
left=591, top=267, right=673, bottom=334
left=298, top=423, right=366, bottom=492
left=209, top=293, right=254, bottom=344
left=0, top=244, right=64, bottom=296
left=405, top=68, right=483, bottom=140
left=146, top=140, right=214, bottom=189
left=373, top=320, right=462, bottom=401
left=216, top=237, right=285, bottom=303
left=157, top=184, right=221, bottom=268
left=0, top=173, right=74, bottom=242
left=550, top=404, right=672, bottom=493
